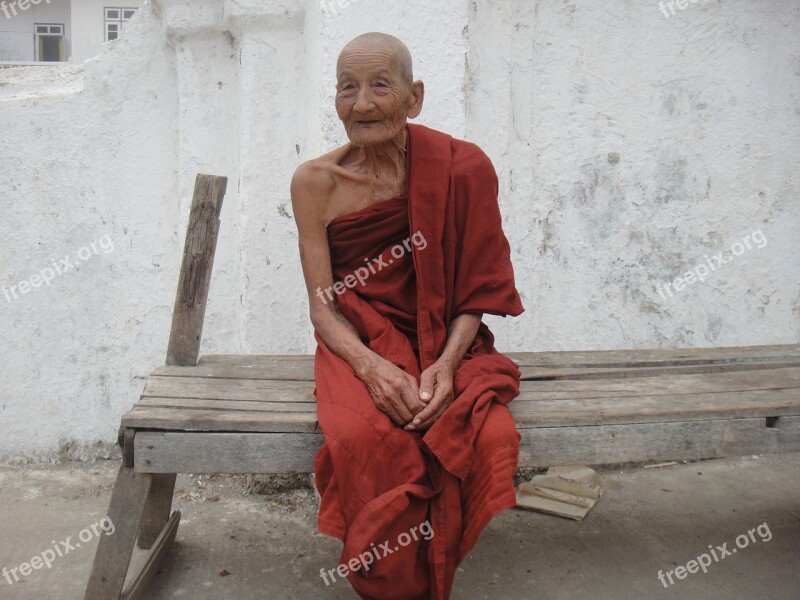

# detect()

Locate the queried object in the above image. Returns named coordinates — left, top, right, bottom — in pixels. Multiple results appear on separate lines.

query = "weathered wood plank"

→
left=140, top=367, right=800, bottom=405
left=142, top=376, right=314, bottom=401
left=133, top=416, right=800, bottom=473
left=137, top=397, right=316, bottom=413
left=520, top=360, right=800, bottom=380
left=775, top=416, right=800, bottom=449
left=128, top=388, right=800, bottom=430
left=84, top=466, right=153, bottom=600
left=150, top=346, right=800, bottom=382
left=135, top=432, right=320, bottom=473
left=121, top=408, right=318, bottom=432
left=154, top=359, right=315, bottom=381
left=517, top=367, right=800, bottom=396
left=507, top=344, right=800, bottom=368
left=516, top=417, right=798, bottom=467
left=166, top=174, right=228, bottom=367
left=137, top=473, right=177, bottom=550
left=509, top=390, right=800, bottom=426
left=188, top=345, right=799, bottom=371
left=151, top=356, right=800, bottom=382
left=122, top=511, right=180, bottom=600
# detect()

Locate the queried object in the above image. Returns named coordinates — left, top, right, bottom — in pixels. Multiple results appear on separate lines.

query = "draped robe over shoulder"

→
left=313, top=123, right=525, bottom=600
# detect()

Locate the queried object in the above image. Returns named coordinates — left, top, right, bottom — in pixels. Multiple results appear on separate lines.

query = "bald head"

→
left=334, top=32, right=423, bottom=146
left=337, top=32, right=413, bottom=84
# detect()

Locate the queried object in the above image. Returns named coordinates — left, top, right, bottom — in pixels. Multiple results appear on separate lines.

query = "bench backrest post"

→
left=166, top=173, right=228, bottom=367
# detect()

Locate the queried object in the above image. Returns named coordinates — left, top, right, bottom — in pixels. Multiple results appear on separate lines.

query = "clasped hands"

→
left=356, top=355, right=455, bottom=431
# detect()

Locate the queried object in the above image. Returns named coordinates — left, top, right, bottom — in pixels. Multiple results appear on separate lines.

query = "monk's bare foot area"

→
left=0, top=454, right=797, bottom=599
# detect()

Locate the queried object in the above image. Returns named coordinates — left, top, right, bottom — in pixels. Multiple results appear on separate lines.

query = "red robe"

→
left=314, top=123, right=525, bottom=600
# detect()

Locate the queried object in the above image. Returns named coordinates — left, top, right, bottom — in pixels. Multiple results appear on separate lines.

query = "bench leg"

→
left=84, top=465, right=181, bottom=600
left=137, top=473, right=177, bottom=549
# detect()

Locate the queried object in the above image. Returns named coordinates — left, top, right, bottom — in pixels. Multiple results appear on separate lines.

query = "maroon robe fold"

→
left=313, top=123, right=525, bottom=600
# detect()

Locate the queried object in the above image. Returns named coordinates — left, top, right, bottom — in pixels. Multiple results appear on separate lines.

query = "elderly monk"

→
left=290, top=32, right=525, bottom=600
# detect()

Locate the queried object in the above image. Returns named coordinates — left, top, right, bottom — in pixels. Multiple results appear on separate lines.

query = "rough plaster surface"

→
left=0, top=0, right=798, bottom=460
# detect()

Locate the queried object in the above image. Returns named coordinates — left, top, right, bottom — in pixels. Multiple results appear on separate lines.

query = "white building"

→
left=0, top=0, right=141, bottom=63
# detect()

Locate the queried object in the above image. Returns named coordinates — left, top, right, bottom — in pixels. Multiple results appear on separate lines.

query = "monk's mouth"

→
left=357, top=120, right=381, bottom=126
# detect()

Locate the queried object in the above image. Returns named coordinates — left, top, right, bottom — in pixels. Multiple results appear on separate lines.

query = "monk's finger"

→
left=418, top=368, right=435, bottom=403
left=405, top=395, right=443, bottom=430
left=387, top=386, right=416, bottom=424
left=393, top=401, right=415, bottom=425
left=380, top=399, right=407, bottom=426
left=369, top=384, right=411, bottom=425
left=429, top=376, right=451, bottom=406
left=410, top=380, right=453, bottom=427
left=399, top=382, right=424, bottom=417
left=416, top=410, right=445, bottom=431
left=413, top=399, right=451, bottom=431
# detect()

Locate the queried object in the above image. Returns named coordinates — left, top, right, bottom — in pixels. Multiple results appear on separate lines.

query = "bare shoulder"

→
left=292, top=145, right=347, bottom=193
left=291, top=156, right=333, bottom=199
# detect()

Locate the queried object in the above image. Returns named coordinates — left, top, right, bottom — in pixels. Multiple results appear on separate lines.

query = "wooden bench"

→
left=84, top=174, right=800, bottom=600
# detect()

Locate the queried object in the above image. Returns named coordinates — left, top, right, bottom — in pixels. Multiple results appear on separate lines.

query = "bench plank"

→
left=150, top=358, right=800, bottom=383
left=150, top=345, right=800, bottom=381
left=126, top=388, right=800, bottom=428
left=516, top=417, right=800, bottom=466
left=122, top=408, right=318, bottom=432
left=141, top=366, right=800, bottom=403
left=133, top=416, right=800, bottom=472
left=123, top=357, right=800, bottom=432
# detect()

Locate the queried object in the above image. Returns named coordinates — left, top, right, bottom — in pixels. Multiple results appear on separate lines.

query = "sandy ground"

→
left=0, top=453, right=797, bottom=600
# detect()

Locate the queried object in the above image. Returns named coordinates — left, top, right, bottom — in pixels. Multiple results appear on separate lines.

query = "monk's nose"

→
left=353, top=87, right=376, bottom=113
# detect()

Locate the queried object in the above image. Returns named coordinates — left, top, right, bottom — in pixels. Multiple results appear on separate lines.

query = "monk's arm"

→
left=290, top=164, right=423, bottom=425
left=438, top=312, right=483, bottom=373
left=407, top=312, right=482, bottom=430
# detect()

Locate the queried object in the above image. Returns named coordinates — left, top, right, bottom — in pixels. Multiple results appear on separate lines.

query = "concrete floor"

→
left=0, top=453, right=797, bottom=600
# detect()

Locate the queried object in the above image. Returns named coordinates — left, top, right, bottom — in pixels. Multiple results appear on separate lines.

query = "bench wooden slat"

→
left=132, top=416, right=800, bottom=473
left=520, top=359, right=800, bottom=380
left=507, top=344, right=800, bottom=367
left=122, top=408, right=318, bottom=432
left=123, top=388, right=799, bottom=431
left=142, top=366, right=800, bottom=402
left=142, top=376, right=315, bottom=401
left=516, top=416, right=800, bottom=466
left=520, top=366, right=800, bottom=396
left=123, top=390, right=800, bottom=430
left=509, top=390, right=800, bottom=425
left=137, top=397, right=316, bottom=412
left=149, top=345, right=800, bottom=381
left=149, top=358, right=800, bottom=383
left=123, top=359, right=800, bottom=432
left=190, top=344, right=799, bottom=366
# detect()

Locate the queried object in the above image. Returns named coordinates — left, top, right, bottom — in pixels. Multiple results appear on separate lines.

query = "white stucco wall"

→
left=0, top=0, right=798, bottom=461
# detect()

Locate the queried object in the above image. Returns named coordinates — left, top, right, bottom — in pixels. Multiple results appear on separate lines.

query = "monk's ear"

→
left=406, top=80, right=424, bottom=119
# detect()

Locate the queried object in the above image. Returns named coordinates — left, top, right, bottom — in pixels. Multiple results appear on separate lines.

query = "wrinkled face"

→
left=336, top=47, right=417, bottom=146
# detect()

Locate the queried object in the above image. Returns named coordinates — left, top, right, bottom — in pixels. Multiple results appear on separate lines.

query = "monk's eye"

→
left=338, top=83, right=356, bottom=93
